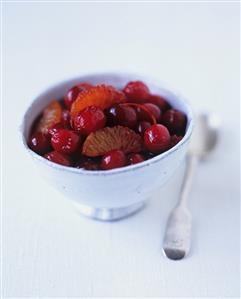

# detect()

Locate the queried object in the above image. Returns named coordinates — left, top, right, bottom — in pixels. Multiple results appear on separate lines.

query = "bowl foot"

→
left=74, top=201, right=146, bottom=221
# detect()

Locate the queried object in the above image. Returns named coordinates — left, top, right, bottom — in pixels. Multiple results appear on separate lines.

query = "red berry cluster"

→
left=28, top=80, right=187, bottom=170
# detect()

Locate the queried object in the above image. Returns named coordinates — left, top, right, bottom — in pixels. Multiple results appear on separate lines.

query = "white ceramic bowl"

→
left=21, top=73, right=193, bottom=220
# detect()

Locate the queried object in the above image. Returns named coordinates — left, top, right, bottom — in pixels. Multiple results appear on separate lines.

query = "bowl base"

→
left=74, top=201, right=146, bottom=221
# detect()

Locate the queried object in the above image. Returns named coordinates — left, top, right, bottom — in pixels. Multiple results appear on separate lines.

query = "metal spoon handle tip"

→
left=163, top=207, right=192, bottom=260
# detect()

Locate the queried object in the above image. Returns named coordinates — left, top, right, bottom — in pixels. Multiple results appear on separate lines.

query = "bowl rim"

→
left=21, top=72, right=194, bottom=176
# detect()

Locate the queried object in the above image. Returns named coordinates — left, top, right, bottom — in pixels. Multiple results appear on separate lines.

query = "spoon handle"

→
left=179, top=154, right=198, bottom=208
left=162, top=155, right=198, bottom=260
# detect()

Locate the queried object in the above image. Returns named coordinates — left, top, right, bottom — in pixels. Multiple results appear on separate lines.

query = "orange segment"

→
left=70, top=85, right=126, bottom=118
left=36, top=100, right=62, bottom=134
left=82, top=126, right=143, bottom=157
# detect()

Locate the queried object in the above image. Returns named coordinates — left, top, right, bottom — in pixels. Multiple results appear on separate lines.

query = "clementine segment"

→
left=82, top=126, right=142, bottom=157
left=70, top=85, right=126, bottom=118
left=36, top=100, right=62, bottom=134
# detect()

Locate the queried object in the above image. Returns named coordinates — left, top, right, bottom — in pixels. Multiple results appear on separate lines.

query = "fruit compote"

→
left=28, top=80, right=187, bottom=170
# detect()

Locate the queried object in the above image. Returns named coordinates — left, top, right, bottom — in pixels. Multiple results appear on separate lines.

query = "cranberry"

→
left=51, top=129, right=81, bottom=154
left=61, top=109, right=71, bottom=128
left=135, top=105, right=154, bottom=123
left=64, top=83, right=92, bottom=109
left=100, top=150, right=127, bottom=170
left=48, top=123, right=63, bottom=137
left=123, top=81, right=149, bottom=102
left=136, top=121, right=151, bottom=136
left=162, top=109, right=187, bottom=134
left=144, top=124, right=171, bottom=153
left=143, top=103, right=161, bottom=122
left=148, top=95, right=170, bottom=112
left=44, top=151, right=71, bottom=166
left=106, top=104, right=137, bottom=128
left=72, top=106, right=106, bottom=136
left=29, top=132, right=51, bottom=155
left=170, top=135, right=183, bottom=148
left=64, top=86, right=80, bottom=109
left=128, top=153, right=144, bottom=165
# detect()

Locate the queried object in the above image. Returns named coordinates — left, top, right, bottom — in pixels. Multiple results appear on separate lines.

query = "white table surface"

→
left=2, top=2, right=240, bottom=298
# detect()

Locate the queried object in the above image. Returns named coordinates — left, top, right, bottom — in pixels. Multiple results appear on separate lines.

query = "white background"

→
left=2, top=1, right=240, bottom=298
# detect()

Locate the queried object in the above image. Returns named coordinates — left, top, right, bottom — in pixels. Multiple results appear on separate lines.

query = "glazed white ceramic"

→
left=21, top=73, right=193, bottom=217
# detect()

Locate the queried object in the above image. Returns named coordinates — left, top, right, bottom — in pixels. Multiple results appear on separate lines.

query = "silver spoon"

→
left=163, top=113, right=219, bottom=260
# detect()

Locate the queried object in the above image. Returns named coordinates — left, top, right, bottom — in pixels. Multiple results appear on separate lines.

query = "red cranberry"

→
left=148, top=95, right=170, bottom=112
left=29, top=132, right=51, bottom=155
left=162, top=109, right=187, bottom=134
left=100, top=150, right=127, bottom=170
left=44, top=151, right=71, bottom=166
left=64, top=82, right=92, bottom=109
left=128, top=153, right=144, bottom=165
left=144, top=124, right=171, bottom=153
left=48, top=123, right=63, bottom=137
left=72, top=106, right=106, bottom=136
left=135, top=105, right=154, bottom=123
left=143, top=103, right=161, bottom=122
left=51, top=129, right=81, bottom=154
left=106, top=104, right=137, bottom=128
left=170, top=135, right=183, bottom=148
left=123, top=81, right=149, bottom=102
left=136, top=121, right=151, bottom=136
left=61, top=109, right=71, bottom=128
left=64, top=86, right=80, bottom=110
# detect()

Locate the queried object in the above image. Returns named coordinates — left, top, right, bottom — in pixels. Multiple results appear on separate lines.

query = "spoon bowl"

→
left=189, top=113, right=220, bottom=158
